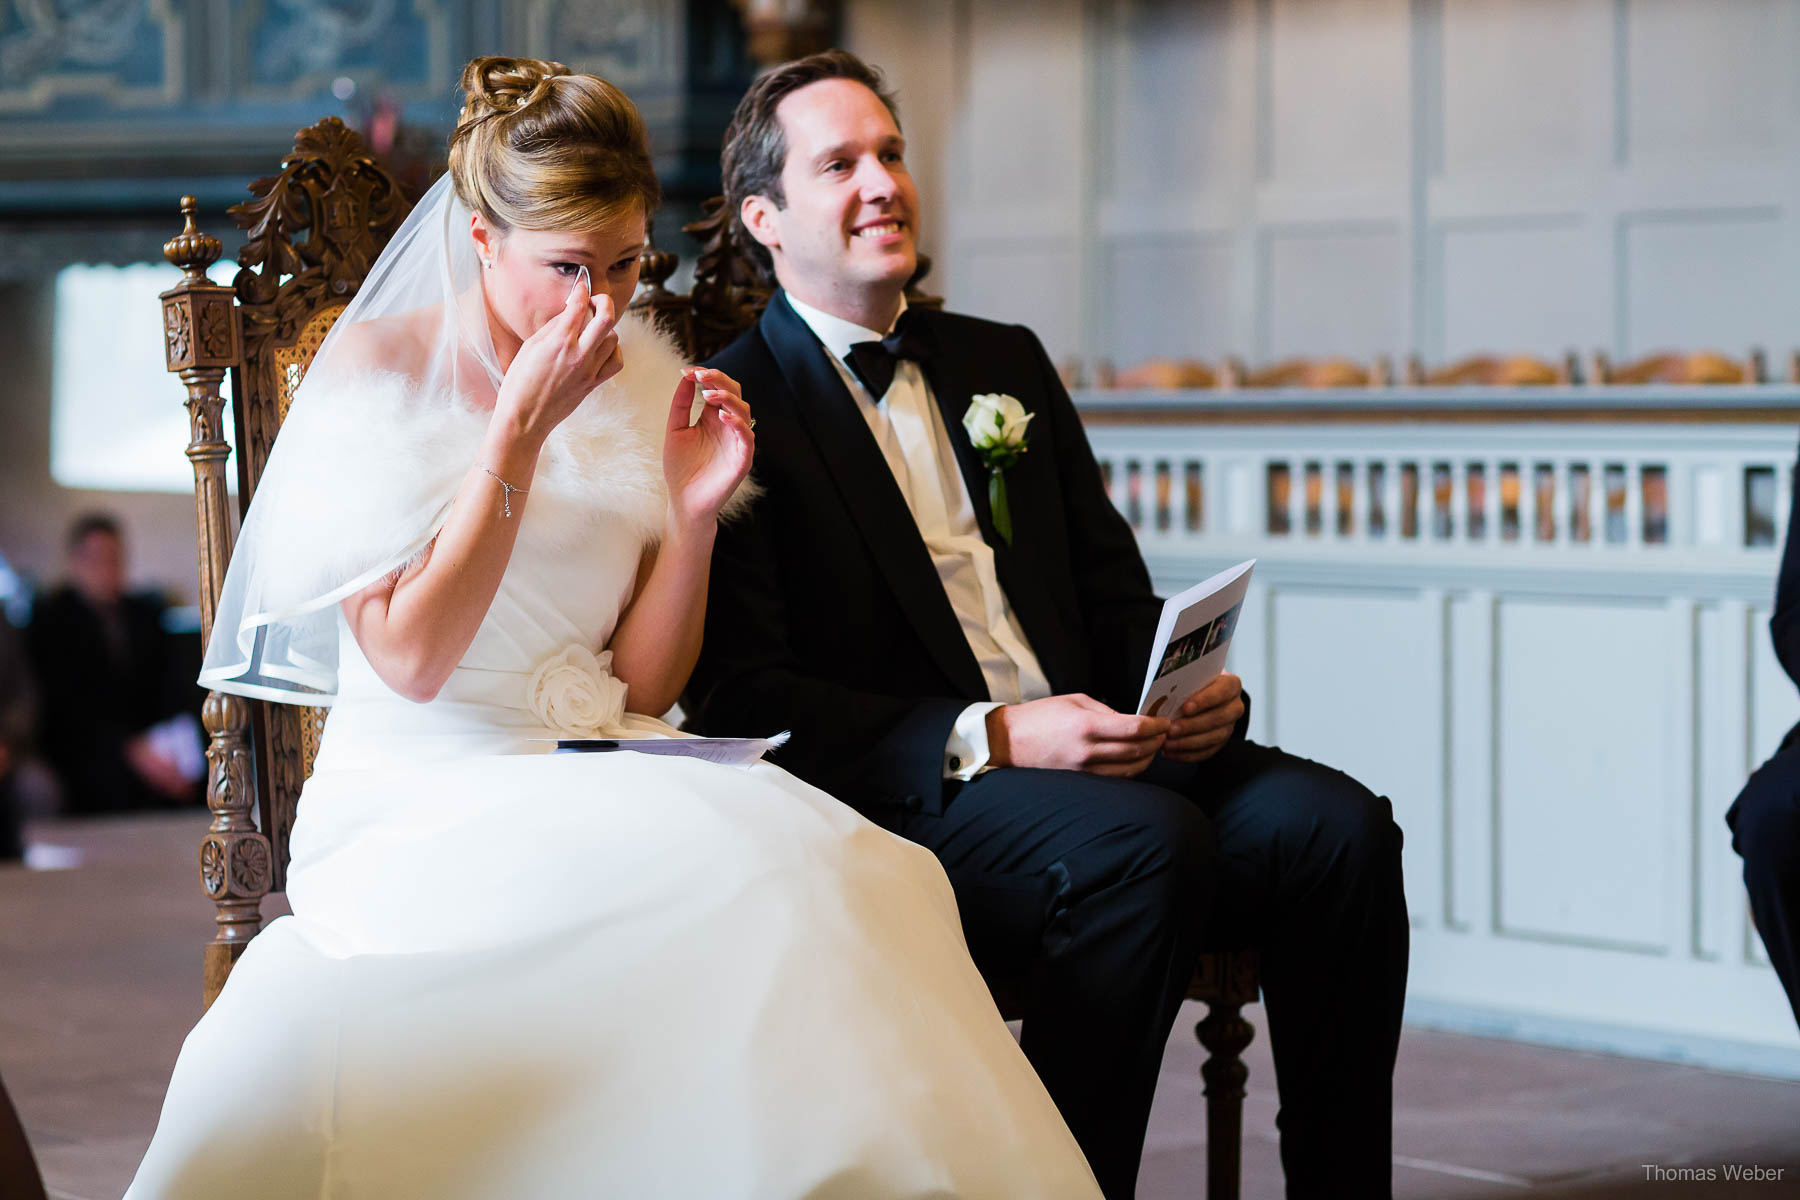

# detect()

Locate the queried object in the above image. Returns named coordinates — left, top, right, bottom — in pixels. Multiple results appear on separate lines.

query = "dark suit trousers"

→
left=893, top=739, right=1408, bottom=1200
left=1728, top=738, right=1800, bottom=1032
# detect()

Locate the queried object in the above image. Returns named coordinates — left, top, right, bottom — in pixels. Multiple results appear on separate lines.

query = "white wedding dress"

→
left=124, top=316, right=1101, bottom=1200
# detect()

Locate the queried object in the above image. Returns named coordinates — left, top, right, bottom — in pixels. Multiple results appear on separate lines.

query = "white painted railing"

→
left=1084, top=387, right=1796, bottom=553
left=1077, top=386, right=1800, bottom=1074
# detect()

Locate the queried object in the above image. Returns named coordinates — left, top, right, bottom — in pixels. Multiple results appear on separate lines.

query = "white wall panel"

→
left=1440, top=0, right=1611, bottom=174
left=1625, top=0, right=1795, bottom=165
left=1622, top=212, right=1787, bottom=355
left=1265, top=0, right=1409, bottom=186
left=843, top=0, right=958, bottom=266
left=960, top=244, right=1081, bottom=360
left=1447, top=590, right=1492, bottom=933
left=1100, top=235, right=1236, bottom=365
left=1102, top=0, right=1245, bottom=200
left=1270, top=588, right=1443, bottom=925
left=913, top=0, right=1800, bottom=369
left=1495, top=598, right=1673, bottom=951
left=964, top=0, right=1087, bottom=211
left=1741, top=605, right=1777, bottom=983
left=1696, top=601, right=1749, bottom=963
left=1263, top=226, right=1404, bottom=358
left=1438, top=221, right=1607, bottom=359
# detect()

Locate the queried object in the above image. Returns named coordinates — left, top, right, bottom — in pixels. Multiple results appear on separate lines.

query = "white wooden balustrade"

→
left=1076, top=385, right=1800, bottom=1075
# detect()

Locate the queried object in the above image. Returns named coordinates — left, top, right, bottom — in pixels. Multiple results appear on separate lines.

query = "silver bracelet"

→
left=483, top=467, right=529, bottom=518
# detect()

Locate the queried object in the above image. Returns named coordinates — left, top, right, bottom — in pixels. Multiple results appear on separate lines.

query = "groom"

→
left=685, top=50, right=1410, bottom=1199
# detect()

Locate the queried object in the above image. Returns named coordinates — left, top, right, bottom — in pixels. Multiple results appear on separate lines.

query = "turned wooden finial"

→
left=637, top=245, right=678, bottom=296
left=164, top=196, right=224, bottom=281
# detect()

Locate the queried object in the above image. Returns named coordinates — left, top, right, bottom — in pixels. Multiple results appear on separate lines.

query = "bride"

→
left=125, top=56, right=1101, bottom=1200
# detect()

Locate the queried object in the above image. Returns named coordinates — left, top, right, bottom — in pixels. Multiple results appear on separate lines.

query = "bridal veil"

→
left=200, top=175, right=504, bottom=704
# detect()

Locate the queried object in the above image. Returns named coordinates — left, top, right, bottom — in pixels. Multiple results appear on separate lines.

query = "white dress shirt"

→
left=785, top=293, right=1053, bottom=780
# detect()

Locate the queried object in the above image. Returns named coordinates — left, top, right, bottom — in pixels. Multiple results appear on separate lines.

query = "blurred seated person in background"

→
left=0, top=614, right=33, bottom=860
left=1729, top=436, right=1800, bottom=1032
left=24, top=513, right=201, bottom=814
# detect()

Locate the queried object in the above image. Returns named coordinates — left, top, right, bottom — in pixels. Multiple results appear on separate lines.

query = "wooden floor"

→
left=4, top=812, right=1798, bottom=1199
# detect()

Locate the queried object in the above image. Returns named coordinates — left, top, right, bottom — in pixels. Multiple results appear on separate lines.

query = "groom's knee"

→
left=1319, top=776, right=1402, bottom=882
left=1242, top=753, right=1402, bottom=886
left=1069, top=775, right=1217, bottom=913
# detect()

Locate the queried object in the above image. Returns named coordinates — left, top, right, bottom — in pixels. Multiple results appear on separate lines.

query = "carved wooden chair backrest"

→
left=161, top=117, right=411, bottom=1006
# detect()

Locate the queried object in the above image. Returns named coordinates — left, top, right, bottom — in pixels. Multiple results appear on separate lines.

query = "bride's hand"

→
left=663, top=367, right=753, bottom=530
left=493, top=270, right=621, bottom=449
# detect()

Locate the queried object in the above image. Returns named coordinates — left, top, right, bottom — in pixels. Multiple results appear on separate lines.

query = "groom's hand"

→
left=1160, top=673, right=1245, bottom=764
left=986, top=694, right=1169, bottom=777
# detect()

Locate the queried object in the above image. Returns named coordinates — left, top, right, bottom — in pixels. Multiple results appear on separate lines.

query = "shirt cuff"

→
left=944, top=701, right=1006, bottom=781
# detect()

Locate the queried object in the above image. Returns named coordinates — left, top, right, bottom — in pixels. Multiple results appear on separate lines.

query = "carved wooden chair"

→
left=640, top=196, right=1263, bottom=1200
left=161, top=123, right=1260, bottom=1198
left=160, top=117, right=412, bottom=1004
left=1405, top=351, right=1578, bottom=386
left=1590, top=348, right=1769, bottom=384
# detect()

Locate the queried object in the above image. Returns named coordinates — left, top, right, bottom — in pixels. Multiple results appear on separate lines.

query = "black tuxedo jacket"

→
left=684, top=290, right=1169, bottom=819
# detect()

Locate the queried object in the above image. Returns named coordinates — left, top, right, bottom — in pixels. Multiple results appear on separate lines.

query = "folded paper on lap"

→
left=1136, top=560, right=1255, bottom=717
left=549, top=731, right=791, bottom=767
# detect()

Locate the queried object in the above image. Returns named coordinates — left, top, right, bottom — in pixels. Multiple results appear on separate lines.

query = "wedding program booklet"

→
left=1135, top=560, right=1255, bottom=718
left=550, top=732, right=790, bottom=768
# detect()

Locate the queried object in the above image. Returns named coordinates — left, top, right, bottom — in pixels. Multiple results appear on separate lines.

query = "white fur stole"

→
left=249, top=312, right=751, bottom=616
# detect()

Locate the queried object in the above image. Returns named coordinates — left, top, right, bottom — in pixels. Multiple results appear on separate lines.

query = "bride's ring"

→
left=748, top=417, right=757, bottom=430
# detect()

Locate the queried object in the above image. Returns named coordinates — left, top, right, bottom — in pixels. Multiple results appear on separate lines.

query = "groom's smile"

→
left=852, top=218, right=906, bottom=242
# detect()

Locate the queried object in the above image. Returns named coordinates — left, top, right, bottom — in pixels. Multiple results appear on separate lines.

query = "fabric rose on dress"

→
left=961, top=393, right=1034, bottom=545
left=526, top=644, right=629, bottom=737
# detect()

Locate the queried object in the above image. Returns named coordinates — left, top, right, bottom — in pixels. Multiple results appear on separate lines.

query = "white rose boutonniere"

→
left=961, top=393, right=1034, bottom=545
left=526, top=644, right=629, bottom=738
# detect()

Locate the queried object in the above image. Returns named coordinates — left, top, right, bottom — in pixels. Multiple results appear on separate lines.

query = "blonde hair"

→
left=448, top=55, right=660, bottom=234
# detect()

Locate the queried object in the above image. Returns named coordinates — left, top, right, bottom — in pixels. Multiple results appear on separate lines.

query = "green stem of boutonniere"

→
left=964, top=393, right=1031, bottom=546
left=989, top=469, right=1013, bottom=545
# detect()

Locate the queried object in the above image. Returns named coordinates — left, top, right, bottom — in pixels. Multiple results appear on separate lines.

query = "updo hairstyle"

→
left=448, top=55, right=661, bottom=235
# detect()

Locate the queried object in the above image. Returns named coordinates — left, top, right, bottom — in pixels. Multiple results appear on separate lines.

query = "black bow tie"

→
left=845, top=311, right=932, bottom=400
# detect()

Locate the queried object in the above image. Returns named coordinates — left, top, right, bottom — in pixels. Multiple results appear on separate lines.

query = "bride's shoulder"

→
left=284, top=306, right=483, bottom=453
left=315, top=308, right=440, bottom=389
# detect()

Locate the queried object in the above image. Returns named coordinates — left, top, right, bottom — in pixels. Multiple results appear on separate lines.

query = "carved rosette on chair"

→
left=161, top=118, right=410, bottom=1008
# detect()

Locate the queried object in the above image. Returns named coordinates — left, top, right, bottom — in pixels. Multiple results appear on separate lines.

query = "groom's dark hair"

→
left=721, top=49, right=902, bottom=272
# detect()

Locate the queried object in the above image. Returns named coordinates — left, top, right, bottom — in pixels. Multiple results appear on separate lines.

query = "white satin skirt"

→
left=124, top=742, right=1101, bottom=1199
